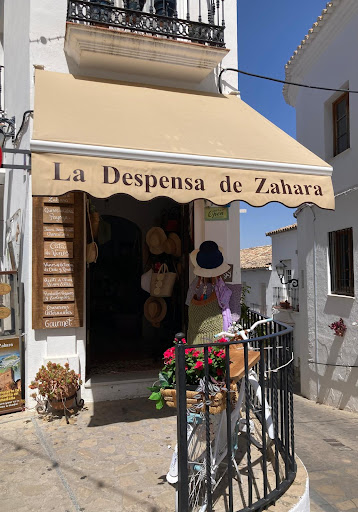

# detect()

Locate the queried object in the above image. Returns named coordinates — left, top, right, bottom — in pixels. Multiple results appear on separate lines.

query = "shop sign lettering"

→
left=43, top=260, right=74, bottom=274
left=43, top=317, right=79, bottom=329
left=43, top=303, right=75, bottom=317
left=44, top=193, right=74, bottom=204
left=52, top=162, right=324, bottom=198
left=43, top=206, right=74, bottom=224
left=43, top=289, right=75, bottom=302
left=44, top=241, right=73, bottom=259
left=43, top=275, right=74, bottom=288
left=43, top=225, right=74, bottom=239
left=204, top=206, right=229, bottom=221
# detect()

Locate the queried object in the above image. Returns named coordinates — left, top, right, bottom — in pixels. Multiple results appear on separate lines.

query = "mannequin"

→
left=186, top=241, right=232, bottom=345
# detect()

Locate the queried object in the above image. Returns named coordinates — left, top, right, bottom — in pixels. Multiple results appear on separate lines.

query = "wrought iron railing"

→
left=273, top=286, right=299, bottom=312
left=67, top=0, right=225, bottom=47
left=174, top=310, right=296, bottom=511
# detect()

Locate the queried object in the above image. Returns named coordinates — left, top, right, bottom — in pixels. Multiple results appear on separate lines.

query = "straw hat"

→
left=146, top=227, right=167, bottom=255
left=164, top=233, right=181, bottom=258
left=144, top=296, right=167, bottom=327
left=190, top=241, right=230, bottom=278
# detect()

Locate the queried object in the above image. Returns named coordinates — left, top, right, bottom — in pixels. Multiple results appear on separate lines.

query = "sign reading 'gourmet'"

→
left=31, top=153, right=335, bottom=210
left=32, top=193, right=84, bottom=330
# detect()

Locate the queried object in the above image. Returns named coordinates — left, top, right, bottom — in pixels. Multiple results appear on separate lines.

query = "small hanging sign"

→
left=222, top=264, right=233, bottom=283
left=204, top=206, right=229, bottom=221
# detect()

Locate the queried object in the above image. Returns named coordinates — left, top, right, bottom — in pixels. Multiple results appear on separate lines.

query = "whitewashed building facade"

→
left=284, top=0, right=358, bottom=411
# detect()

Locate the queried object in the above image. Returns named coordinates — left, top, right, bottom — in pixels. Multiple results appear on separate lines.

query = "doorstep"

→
left=82, top=370, right=159, bottom=403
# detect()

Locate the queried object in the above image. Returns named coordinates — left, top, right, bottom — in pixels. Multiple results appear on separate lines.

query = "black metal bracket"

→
left=1, top=148, right=31, bottom=170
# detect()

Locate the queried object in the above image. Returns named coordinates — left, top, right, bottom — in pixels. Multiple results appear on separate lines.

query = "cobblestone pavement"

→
left=294, top=394, right=358, bottom=512
left=0, top=399, right=177, bottom=512
left=0, top=394, right=357, bottom=512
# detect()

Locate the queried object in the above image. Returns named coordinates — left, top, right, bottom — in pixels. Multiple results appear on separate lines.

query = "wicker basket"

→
left=161, top=383, right=238, bottom=415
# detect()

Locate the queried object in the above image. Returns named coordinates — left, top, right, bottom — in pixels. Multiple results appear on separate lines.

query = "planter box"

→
left=161, top=384, right=237, bottom=415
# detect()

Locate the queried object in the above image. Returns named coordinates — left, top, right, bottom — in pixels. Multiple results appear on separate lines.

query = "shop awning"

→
left=31, top=70, right=334, bottom=209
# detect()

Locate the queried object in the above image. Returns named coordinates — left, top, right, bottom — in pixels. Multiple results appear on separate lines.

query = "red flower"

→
left=217, top=368, right=223, bottom=376
left=218, top=337, right=228, bottom=343
left=194, top=361, right=204, bottom=371
left=208, top=358, right=213, bottom=365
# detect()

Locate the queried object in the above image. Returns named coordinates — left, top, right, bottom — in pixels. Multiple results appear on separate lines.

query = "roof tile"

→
left=240, top=245, right=272, bottom=270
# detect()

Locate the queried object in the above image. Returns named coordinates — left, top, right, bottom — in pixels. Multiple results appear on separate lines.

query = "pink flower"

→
left=194, top=361, right=204, bottom=371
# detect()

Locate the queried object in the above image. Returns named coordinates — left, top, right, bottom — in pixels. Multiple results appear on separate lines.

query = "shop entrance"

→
left=86, top=194, right=191, bottom=378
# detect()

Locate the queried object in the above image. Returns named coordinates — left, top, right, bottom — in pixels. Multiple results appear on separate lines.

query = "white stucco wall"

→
left=270, top=229, right=298, bottom=284
left=297, top=192, right=358, bottom=411
left=286, top=1, right=358, bottom=411
left=2, top=0, right=240, bottom=403
left=241, top=268, right=272, bottom=316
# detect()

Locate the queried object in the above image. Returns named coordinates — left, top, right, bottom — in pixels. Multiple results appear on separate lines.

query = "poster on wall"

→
left=0, top=337, right=23, bottom=415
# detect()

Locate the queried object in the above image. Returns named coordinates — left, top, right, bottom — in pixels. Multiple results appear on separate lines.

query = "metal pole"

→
left=175, top=332, right=189, bottom=512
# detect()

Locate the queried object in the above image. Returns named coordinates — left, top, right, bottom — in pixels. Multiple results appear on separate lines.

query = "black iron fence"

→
left=174, top=310, right=296, bottom=512
left=67, top=0, right=225, bottom=47
left=273, top=286, right=299, bottom=312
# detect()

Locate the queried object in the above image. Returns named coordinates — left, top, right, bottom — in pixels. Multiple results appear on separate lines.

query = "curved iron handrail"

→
left=175, top=311, right=297, bottom=512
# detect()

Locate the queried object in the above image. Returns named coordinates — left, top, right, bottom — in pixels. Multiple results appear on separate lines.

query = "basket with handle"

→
left=150, top=263, right=176, bottom=297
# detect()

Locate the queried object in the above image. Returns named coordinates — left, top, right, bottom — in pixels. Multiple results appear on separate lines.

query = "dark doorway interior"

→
left=86, top=196, right=191, bottom=377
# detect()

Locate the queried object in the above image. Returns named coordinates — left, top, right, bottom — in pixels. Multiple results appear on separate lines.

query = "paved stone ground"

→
left=0, top=394, right=357, bottom=511
left=294, top=394, right=358, bottom=512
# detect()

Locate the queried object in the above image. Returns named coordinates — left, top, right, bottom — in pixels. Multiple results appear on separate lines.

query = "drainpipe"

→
left=308, top=204, right=320, bottom=400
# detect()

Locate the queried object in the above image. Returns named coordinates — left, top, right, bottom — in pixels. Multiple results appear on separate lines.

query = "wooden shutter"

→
left=32, top=192, right=85, bottom=329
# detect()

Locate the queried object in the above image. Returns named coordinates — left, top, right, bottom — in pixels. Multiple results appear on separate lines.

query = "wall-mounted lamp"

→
left=275, top=260, right=298, bottom=287
left=0, top=115, right=16, bottom=147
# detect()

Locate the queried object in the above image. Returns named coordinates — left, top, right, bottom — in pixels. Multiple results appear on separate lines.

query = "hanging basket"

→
left=161, top=383, right=238, bottom=415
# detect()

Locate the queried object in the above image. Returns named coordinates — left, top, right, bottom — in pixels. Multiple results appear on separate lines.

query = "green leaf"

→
left=159, top=372, right=171, bottom=387
left=147, top=386, right=160, bottom=392
left=156, top=399, right=164, bottom=410
left=149, top=391, right=161, bottom=401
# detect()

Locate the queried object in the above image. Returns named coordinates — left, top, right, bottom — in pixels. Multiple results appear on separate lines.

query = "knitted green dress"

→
left=187, top=292, right=223, bottom=345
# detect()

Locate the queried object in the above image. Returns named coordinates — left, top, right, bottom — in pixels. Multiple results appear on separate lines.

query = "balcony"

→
left=64, top=0, right=229, bottom=82
left=273, top=286, right=299, bottom=312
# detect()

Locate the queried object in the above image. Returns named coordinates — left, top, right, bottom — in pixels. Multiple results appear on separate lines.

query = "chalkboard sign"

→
left=32, top=193, right=84, bottom=329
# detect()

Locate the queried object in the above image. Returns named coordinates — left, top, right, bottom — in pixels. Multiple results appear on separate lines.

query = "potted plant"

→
left=29, top=362, right=83, bottom=418
left=149, top=338, right=236, bottom=414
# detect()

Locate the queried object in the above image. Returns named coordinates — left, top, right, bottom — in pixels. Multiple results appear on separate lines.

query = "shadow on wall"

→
left=303, top=336, right=358, bottom=411
left=323, top=295, right=354, bottom=318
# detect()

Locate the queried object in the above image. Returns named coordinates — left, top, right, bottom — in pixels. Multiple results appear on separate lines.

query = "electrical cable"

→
left=308, top=361, right=358, bottom=368
left=14, top=110, right=33, bottom=145
left=218, top=67, right=358, bottom=95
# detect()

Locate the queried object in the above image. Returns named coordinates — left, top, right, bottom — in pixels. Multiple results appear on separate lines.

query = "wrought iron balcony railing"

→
left=67, top=0, right=225, bottom=47
left=273, top=285, right=299, bottom=312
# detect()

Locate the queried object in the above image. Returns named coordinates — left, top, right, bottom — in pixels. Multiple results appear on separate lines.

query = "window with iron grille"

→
left=333, top=92, right=350, bottom=156
left=329, top=228, right=354, bottom=296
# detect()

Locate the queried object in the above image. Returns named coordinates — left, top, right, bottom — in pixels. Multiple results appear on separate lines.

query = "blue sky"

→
left=237, top=0, right=328, bottom=248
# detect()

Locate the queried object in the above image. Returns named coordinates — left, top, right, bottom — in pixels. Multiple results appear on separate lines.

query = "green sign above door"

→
left=204, top=206, right=229, bottom=221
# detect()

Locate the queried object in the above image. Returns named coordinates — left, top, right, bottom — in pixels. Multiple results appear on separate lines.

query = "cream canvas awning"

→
left=31, top=70, right=334, bottom=209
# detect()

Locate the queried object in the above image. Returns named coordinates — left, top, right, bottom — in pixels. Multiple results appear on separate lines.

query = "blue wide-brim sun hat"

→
left=190, top=241, right=230, bottom=278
